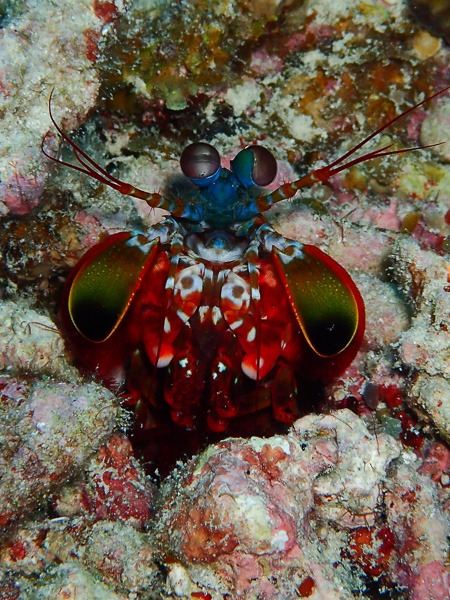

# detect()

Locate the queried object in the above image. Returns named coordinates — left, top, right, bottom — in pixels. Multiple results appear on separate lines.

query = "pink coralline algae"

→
left=0, top=171, right=45, bottom=216
left=384, top=461, right=450, bottom=600
left=0, top=438, right=158, bottom=598
left=76, top=433, right=155, bottom=529
left=155, top=410, right=449, bottom=599
left=0, top=409, right=448, bottom=598
left=0, top=0, right=109, bottom=216
left=0, top=376, right=117, bottom=536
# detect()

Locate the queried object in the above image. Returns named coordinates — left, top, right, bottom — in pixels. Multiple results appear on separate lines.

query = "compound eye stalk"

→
left=231, top=145, right=277, bottom=187
left=180, top=142, right=221, bottom=187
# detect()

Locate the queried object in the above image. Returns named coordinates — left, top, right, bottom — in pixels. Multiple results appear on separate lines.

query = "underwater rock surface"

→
left=0, top=0, right=449, bottom=598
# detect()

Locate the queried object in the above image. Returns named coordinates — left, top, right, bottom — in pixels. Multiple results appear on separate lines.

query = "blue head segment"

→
left=231, top=145, right=277, bottom=188
left=180, top=142, right=278, bottom=190
left=179, top=142, right=278, bottom=226
left=180, top=142, right=221, bottom=187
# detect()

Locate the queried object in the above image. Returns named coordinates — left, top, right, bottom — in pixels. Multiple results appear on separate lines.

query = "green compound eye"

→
left=231, top=145, right=277, bottom=187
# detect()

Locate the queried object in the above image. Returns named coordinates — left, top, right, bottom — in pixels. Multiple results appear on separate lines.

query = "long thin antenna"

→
left=261, top=86, right=449, bottom=208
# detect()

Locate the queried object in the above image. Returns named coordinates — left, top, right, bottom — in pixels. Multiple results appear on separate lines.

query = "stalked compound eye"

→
left=231, top=145, right=277, bottom=188
left=180, top=142, right=221, bottom=187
